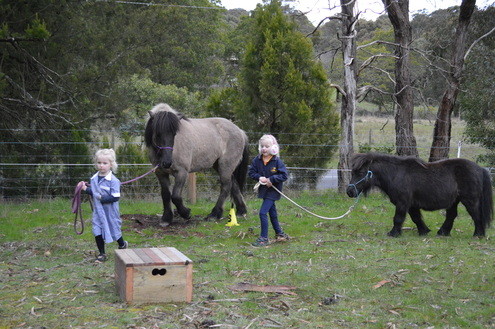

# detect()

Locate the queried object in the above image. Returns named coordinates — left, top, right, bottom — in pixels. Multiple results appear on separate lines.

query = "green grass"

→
left=1, top=194, right=494, bottom=328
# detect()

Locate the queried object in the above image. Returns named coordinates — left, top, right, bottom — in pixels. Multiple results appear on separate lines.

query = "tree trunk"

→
left=337, top=0, right=358, bottom=192
left=429, top=0, right=476, bottom=162
left=382, top=0, right=418, bottom=157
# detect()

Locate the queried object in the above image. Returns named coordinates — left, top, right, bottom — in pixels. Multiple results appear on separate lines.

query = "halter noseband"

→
left=348, top=170, right=373, bottom=196
left=155, top=145, right=174, bottom=151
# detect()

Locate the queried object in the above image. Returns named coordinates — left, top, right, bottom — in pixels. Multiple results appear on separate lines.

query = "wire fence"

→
left=1, top=125, right=494, bottom=200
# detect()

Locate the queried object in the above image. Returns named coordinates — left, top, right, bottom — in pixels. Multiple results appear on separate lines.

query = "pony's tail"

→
left=232, top=139, right=249, bottom=194
left=480, top=168, right=493, bottom=230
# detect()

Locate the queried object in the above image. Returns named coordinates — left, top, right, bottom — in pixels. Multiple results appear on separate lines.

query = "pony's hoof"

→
left=418, top=229, right=431, bottom=236
left=207, top=209, right=223, bottom=220
left=204, top=215, right=219, bottom=222
left=387, top=230, right=401, bottom=237
left=159, top=222, right=171, bottom=227
left=437, top=229, right=451, bottom=236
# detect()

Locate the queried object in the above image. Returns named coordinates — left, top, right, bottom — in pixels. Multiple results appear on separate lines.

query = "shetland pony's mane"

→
left=144, top=103, right=188, bottom=149
left=351, top=152, right=427, bottom=171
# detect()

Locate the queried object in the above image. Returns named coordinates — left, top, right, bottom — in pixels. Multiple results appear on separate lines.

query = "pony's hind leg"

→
left=408, top=208, right=431, bottom=235
left=438, top=203, right=459, bottom=236
left=462, top=199, right=486, bottom=237
left=231, top=178, right=247, bottom=216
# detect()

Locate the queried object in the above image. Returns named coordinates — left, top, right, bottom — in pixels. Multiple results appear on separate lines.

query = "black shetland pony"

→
left=347, top=152, right=493, bottom=237
left=145, top=103, right=249, bottom=226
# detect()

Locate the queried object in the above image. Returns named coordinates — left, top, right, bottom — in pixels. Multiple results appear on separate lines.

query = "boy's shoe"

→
left=96, top=253, right=107, bottom=262
left=118, top=241, right=128, bottom=249
left=275, top=232, right=290, bottom=241
left=251, top=237, right=270, bottom=247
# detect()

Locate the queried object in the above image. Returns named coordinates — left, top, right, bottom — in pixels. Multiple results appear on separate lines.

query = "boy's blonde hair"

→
left=94, top=148, right=118, bottom=172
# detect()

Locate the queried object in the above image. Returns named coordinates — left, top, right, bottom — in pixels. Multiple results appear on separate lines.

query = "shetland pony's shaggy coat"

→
left=145, top=103, right=249, bottom=225
left=347, top=152, right=493, bottom=237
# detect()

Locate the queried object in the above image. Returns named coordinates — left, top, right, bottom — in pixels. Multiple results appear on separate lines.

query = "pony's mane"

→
left=145, top=103, right=188, bottom=148
left=352, top=152, right=427, bottom=170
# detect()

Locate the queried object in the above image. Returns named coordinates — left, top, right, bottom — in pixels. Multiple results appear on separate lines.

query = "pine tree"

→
left=237, top=0, right=339, bottom=168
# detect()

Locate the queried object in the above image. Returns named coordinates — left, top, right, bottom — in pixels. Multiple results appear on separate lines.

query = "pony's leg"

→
left=408, top=208, right=431, bottom=235
left=231, top=179, right=247, bottom=216
left=462, top=199, right=485, bottom=237
left=388, top=206, right=408, bottom=237
left=437, top=202, right=459, bottom=236
left=156, top=171, right=174, bottom=226
left=171, top=170, right=191, bottom=219
left=207, top=174, right=232, bottom=220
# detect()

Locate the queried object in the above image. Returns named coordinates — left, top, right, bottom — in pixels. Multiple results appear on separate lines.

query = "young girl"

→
left=80, top=149, right=127, bottom=262
left=248, top=134, right=289, bottom=247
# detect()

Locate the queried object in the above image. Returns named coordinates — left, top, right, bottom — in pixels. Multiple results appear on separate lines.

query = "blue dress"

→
left=89, top=171, right=122, bottom=243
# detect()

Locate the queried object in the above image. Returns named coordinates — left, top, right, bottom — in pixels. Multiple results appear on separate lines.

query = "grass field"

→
left=1, top=193, right=494, bottom=328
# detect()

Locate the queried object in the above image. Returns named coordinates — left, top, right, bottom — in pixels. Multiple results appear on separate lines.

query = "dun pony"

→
left=145, top=103, right=249, bottom=226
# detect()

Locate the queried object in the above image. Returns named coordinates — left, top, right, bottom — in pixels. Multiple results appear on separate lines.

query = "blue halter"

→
left=348, top=170, right=373, bottom=196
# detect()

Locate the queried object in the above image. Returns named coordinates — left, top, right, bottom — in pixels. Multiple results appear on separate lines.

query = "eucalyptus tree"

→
left=381, top=0, right=419, bottom=156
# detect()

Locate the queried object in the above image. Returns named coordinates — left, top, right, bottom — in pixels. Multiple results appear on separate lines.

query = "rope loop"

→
left=254, top=180, right=361, bottom=220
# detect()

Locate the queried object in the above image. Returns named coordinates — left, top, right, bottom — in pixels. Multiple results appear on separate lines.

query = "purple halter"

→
left=156, top=146, right=173, bottom=151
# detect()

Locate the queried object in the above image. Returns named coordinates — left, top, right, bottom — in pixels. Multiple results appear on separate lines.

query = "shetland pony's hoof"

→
left=418, top=228, right=431, bottom=236
left=207, top=208, right=223, bottom=220
left=436, top=229, right=451, bottom=236
left=182, top=211, right=192, bottom=220
left=159, top=222, right=171, bottom=227
left=387, top=230, right=401, bottom=237
left=204, top=215, right=221, bottom=222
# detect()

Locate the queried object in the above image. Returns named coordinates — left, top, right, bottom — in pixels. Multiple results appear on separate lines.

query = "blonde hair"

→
left=258, top=134, right=279, bottom=155
left=94, top=148, right=118, bottom=172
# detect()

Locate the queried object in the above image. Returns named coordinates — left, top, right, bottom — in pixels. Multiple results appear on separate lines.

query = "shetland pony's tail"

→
left=480, top=168, right=493, bottom=230
left=232, top=139, right=249, bottom=194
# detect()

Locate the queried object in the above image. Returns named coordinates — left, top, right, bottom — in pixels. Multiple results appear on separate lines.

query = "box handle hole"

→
left=152, top=268, right=167, bottom=276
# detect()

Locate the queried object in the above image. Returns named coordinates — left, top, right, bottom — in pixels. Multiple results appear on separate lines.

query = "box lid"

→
left=115, top=247, right=192, bottom=267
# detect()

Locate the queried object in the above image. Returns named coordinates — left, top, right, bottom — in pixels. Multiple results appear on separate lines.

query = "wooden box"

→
left=114, top=247, right=193, bottom=303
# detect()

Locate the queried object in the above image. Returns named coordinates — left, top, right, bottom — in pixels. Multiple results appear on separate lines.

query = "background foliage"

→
left=1, top=0, right=495, bottom=196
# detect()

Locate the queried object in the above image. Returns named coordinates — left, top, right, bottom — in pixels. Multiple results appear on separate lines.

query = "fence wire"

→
left=1, top=127, right=494, bottom=200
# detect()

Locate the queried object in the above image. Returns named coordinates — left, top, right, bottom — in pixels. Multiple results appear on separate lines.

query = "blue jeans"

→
left=259, top=198, right=283, bottom=239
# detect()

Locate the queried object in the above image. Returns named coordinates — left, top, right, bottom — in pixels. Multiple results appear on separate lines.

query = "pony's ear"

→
left=176, top=111, right=188, bottom=121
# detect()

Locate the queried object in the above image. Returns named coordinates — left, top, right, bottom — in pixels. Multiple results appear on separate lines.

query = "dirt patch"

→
left=122, top=213, right=207, bottom=237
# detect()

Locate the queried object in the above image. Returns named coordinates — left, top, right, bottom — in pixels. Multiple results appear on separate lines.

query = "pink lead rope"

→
left=71, top=165, right=159, bottom=235
left=72, top=181, right=87, bottom=235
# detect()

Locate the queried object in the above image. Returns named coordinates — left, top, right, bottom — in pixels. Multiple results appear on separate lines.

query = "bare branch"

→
left=357, top=40, right=399, bottom=50
left=464, top=25, right=495, bottom=60
left=3, top=75, right=74, bottom=125
left=330, top=83, right=346, bottom=98
left=357, top=85, right=392, bottom=101
left=306, top=14, right=342, bottom=37
left=358, top=53, right=397, bottom=75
